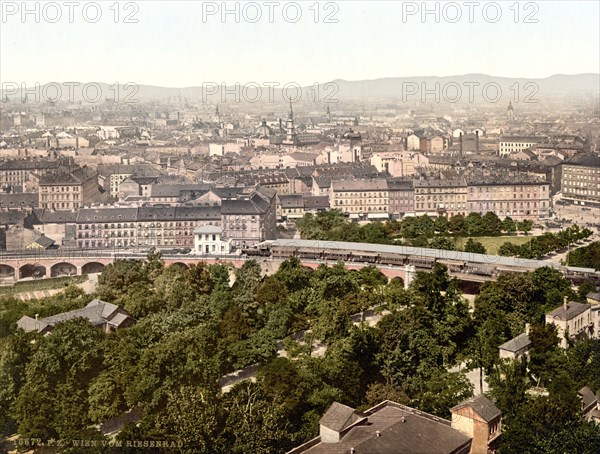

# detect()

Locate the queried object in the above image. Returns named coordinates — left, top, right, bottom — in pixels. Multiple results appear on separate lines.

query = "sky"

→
left=1, top=1, right=599, bottom=87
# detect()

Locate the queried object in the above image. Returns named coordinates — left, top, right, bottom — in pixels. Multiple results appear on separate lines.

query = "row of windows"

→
left=565, top=167, right=599, bottom=174
left=41, top=186, right=80, bottom=192
left=77, top=221, right=220, bottom=230
left=469, top=186, right=546, bottom=192
left=336, top=200, right=387, bottom=206
left=416, top=203, right=466, bottom=209
left=41, top=203, right=79, bottom=209
left=469, top=202, right=542, bottom=208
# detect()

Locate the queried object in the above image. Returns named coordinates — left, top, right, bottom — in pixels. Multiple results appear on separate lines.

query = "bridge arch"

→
left=19, top=264, right=47, bottom=279
left=50, top=262, right=77, bottom=277
left=82, top=262, right=105, bottom=274
left=0, top=264, right=15, bottom=281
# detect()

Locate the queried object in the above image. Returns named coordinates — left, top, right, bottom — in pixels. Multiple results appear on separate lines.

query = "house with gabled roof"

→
left=289, top=398, right=502, bottom=454
left=17, top=299, right=134, bottom=335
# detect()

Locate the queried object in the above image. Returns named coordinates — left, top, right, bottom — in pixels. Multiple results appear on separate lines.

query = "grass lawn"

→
left=455, top=236, right=540, bottom=255
left=0, top=275, right=87, bottom=296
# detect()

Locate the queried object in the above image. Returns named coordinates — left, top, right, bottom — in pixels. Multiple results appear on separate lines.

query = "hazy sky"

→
left=1, top=1, right=599, bottom=87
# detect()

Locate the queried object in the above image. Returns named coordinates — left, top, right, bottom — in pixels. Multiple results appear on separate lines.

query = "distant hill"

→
left=1, top=74, right=598, bottom=105
left=327, top=73, right=600, bottom=101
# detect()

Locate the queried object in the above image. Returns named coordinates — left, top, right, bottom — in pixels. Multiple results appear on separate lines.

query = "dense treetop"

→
left=0, top=251, right=598, bottom=452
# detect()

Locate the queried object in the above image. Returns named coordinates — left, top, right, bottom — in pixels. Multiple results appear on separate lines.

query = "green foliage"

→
left=13, top=318, right=105, bottom=440
left=567, top=241, right=600, bottom=270
left=464, top=238, right=487, bottom=254
left=6, top=239, right=597, bottom=452
left=528, top=324, right=562, bottom=387
left=498, top=225, right=592, bottom=259
left=501, top=216, right=517, bottom=233
left=0, top=285, right=87, bottom=339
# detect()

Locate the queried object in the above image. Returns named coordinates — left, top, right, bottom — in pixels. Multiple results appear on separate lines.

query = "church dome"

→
left=255, top=120, right=273, bottom=138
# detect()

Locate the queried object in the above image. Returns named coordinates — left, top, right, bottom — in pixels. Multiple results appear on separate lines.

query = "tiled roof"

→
left=499, top=332, right=531, bottom=353
left=17, top=299, right=133, bottom=333
left=319, top=402, right=362, bottom=432
left=296, top=401, right=471, bottom=454
left=332, top=178, right=388, bottom=191
left=451, top=395, right=501, bottom=423
left=565, top=153, right=600, bottom=168
left=547, top=302, right=591, bottom=320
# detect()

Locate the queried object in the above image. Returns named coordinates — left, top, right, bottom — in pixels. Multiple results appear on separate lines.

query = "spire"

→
left=283, top=100, right=297, bottom=146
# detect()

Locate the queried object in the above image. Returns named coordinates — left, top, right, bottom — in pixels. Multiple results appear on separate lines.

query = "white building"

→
left=498, top=136, right=541, bottom=157
left=545, top=300, right=596, bottom=349
left=193, top=226, right=230, bottom=255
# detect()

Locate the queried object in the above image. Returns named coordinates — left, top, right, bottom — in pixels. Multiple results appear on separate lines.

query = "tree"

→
left=411, top=370, right=474, bottom=419
left=429, top=236, right=456, bottom=250
left=364, top=382, right=409, bottom=407
left=188, top=263, right=214, bottom=296
left=464, top=213, right=485, bottom=236
left=433, top=216, right=449, bottom=235
left=488, top=357, right=529, bottom=416
left=464, top=238, right=487, bottom=254
left=154, top=385, right=224, bottom=454
left=232, top=260, right=263, bottom=317
left=95, top=259, right=148, bottom=303
left=448, top=214, right=466, bottom=235
left=13, top=318, right=105, bottom=440
left=517, top=219, right=533, bottom=235
left=222, top=382, right=295, bottom=454
left=502, top=216, right=517, bottom=233
left=0, top=330, right=38, bottom=435
left=528, top=323, right=562, bottom=387
left=498, top=241, right=520, bottom=257
left=567, top=241, right=600, bottom=271
left=482, top=212, right=502, bottom=235
left=274, top=257, right=311, bottom=293
left=577, top=280, right=598, bottom=302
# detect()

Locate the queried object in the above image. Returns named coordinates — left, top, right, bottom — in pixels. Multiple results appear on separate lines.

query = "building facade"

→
left=38, top=166, right=102, bottom=210
left=466, top=177, right=550, bottom=220
left=561, top=153, right=600, bottom=207
left=413, top=178, right=467, bottom=217
left=330, top=179, right=389, bottom=219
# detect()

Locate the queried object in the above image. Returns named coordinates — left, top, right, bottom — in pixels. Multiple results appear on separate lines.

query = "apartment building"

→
left=38, top=166, right=103, bottom=210
left=97, top=164, right=160, bottom=198
left=466, top=175, right=550, bottom=220
left=387, top=178, right=414, bottom=218
left=561, top=153, right=600, bottom=207
left=330, top=178, right=389, bottom=219
left=221, top=186, right=277, bottom=249
left=74, top=206, right=221, bottom=249
left=370, top=151, right=429, bottom=177
left=413, top=178, right=467, bottom=217
left=498, top=136, right=543, bottom=157
left=0, top=158, right=67, bottom=191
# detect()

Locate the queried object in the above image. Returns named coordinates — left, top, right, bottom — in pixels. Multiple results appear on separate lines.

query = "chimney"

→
left=376, top=431, right=381, bottom=437
left=564, top=296, right=568, bottom=311
left=35, top=314, right=39, bottom=320
left=459, top=133, right=463, bottom=158
left=475, top=130, right=480, bottom=154
left=525, top=323, right=530, bottom=335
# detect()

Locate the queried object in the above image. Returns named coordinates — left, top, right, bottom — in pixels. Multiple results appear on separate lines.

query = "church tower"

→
left=326, top=104, right=331, bottom=123
left=507, top=100, right=515, bottom=121
left=283, top=100, right=298, bottom=146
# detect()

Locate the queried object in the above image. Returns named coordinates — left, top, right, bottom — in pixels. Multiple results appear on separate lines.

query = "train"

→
left=243, top=239, right=600, bottom=283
